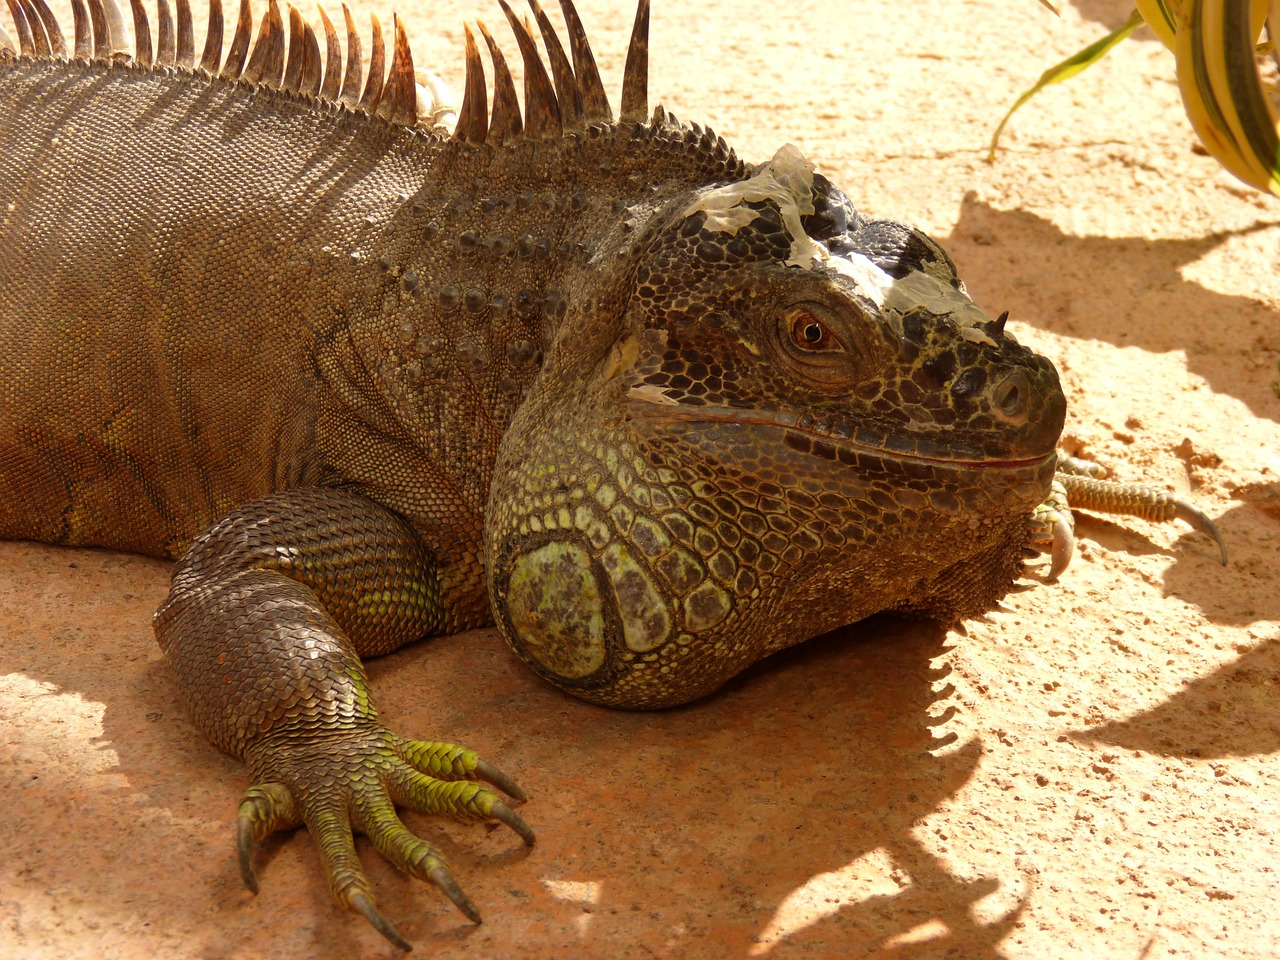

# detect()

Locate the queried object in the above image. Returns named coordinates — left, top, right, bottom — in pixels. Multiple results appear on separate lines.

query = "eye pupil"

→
left=782, top=307, right=843, bottom=357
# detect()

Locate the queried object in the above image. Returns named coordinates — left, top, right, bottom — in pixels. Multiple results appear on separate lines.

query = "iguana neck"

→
left=351, top=112, right=751, bottom=389
left=318, top=106, right=750, bottom=520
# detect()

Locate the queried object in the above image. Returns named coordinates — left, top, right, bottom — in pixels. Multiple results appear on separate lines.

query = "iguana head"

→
left=486, top=143, right=1064, bottom=709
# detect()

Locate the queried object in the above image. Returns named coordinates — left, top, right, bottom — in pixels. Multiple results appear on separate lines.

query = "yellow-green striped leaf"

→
left=988, top=9, right=1145, bottom=161
left=1175, top=0, right=1280, bottom=193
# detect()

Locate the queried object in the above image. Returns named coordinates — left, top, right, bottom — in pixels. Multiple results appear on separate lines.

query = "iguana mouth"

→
left=624, top=394, right=1056, bottom=470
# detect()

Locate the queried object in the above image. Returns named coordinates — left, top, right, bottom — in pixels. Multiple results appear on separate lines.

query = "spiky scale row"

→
left=452, top=0, right=645, bottom=145
left=5, top=0, right=56, bottom=57
left=1, top=0, right=653, bottom=146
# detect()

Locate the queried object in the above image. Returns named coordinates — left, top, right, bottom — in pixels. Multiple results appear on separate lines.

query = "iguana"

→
left=0, top=0, right=1227, bottom=949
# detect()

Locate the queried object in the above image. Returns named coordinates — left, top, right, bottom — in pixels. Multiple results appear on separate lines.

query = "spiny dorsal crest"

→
left=0, top=0, right=656, bottom=141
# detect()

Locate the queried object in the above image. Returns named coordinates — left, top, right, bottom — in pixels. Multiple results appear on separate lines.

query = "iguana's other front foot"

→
left=1027, top=454, right=1228, bottom=580
left=1028, top=476, right=1077, bottom=581
left=237, top=731, right=534, bottom=951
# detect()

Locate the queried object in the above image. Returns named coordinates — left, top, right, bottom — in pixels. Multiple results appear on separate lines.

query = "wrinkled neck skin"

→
left=324, top=112, right=744, bottom=510
left=290, top=108, right=746, bottom=627
left=487, top=363, right=1056, bottom=710
left=485, top=143, right=1065, bottom=709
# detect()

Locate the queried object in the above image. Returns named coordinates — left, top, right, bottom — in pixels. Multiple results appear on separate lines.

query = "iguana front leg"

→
left=152, top=488, right=533, bottom=950
left=1029, top=454, right=1228, bottom=579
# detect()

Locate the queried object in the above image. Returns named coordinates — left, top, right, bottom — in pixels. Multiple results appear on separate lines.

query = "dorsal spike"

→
left=4, top=0, right=33, bottom=57
left=127, top=0, right=151, bottom=64
left=7, top=0, right=29, bottom=58
left=476, top=19, right=521, bottom=145
left=219, top=0, right=252, bottom=78
left=316, top=5, right=341, bottom=100
left=297, top=16, right=322, bottom=95
left=497, top=0, right=559, bottom=139
left=453, top=22, right=487, bottom=145
left=69, top=0, right=91, bottom=57
left=527, top=0, right=582, bottom=129
left=18, top=0, right=51, bottom=56
left=337, top=3, right=361, bottom=103
left=557, top=0, right=609, bottom=123
left=282, top=4, right=302, bottom=89
left=0, top=17, right=13, bottom=54
left=198, top=0, right=222, bottom=71
left=26, top=0, right=65, bottom=56
left=374, top=14, right=415, bottom=125
left=100, top=0, right=130, bottom=55
left=280, top=3, right=304, bottom=90
left=241, top=0, right=285, bottom=86
left=85, top=0, right=111, bottom=58
left=175, top=0, right=193, bottom=65
left=156, top=0, right=175, bottom=66
left=357, top=11, right=383, bottom=110
left=619, top=0, right=649, bottom=123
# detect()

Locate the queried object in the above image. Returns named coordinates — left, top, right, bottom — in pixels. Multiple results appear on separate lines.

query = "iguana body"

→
left=0, top=0, right=1223, bottom=948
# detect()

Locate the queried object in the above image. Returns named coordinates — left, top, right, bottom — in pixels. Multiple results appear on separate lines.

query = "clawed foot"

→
left=1025, top=453, right=1228, bottom=581
left=236, top=730, right=534, bottom=951
left=1027, top=476, right=1076, bottom=581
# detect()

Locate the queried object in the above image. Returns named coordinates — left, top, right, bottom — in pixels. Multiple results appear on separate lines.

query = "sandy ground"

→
left=2, top=0, right=1278, bottom=957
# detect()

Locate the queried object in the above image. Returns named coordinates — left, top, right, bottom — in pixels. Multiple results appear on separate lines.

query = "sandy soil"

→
left=2, top=0, right=1278, bottom=957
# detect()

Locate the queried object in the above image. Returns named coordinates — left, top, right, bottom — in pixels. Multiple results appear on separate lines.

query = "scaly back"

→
left=0, top=0, right=748, bottom=563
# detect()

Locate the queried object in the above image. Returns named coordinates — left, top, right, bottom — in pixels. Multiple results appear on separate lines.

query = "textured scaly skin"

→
left=0, top=19, right=1066, bottom=944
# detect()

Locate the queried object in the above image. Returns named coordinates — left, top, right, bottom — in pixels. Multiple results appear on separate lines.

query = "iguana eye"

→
left=773, top=301, right=869, bottom=389
left=784, top=307, right=840, bottom=353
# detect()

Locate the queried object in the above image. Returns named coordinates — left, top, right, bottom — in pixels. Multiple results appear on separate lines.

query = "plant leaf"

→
left=1175, top=0, right=1280, bottom=193
left=988, top=9, right=1145, bottom=160
left=1136, top=0, right=1181, bottom=50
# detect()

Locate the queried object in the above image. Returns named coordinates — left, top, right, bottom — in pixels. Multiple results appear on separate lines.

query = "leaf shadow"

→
left=939, top=196, right=1280, bottom=423
left=1075, top=630, right=1280, bottom=759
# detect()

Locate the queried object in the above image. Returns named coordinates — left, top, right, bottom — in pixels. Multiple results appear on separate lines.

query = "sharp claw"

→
left=473, top=758, right=527, bottom=803
left=428, top=865, right=482, bottom=924
left=349, top=890, right=414, bottom=952
left=1173, top=500, right=1229, bottom=565
left=1047, top=514, right=1074, bottom=582
left=236, top=813, right=259, bottom=894
left=489, top=800, right=537, bottom=847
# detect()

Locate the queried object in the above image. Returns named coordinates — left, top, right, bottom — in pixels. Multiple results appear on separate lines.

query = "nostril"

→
left=992, top=371, right=1029, bottom=422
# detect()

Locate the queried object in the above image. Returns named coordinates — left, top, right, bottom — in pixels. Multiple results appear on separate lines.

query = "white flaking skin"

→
left=687, top=144, right=998, bottom=348
left=415, top=70, right=459, bottom=133
left=825, top=253, right=999, bottom=347
left=685, top=144, right=828, bottom=268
